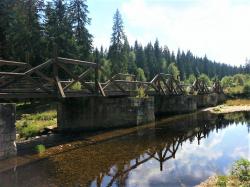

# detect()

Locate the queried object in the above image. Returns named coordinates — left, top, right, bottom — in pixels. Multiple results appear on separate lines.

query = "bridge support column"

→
left=0, top=103, right=16, bottom=160
left=154, top=95, right=197, bottom=116
left=196, top=93, right=219, bottom=108
left=57, top=97, right=155, bottom=131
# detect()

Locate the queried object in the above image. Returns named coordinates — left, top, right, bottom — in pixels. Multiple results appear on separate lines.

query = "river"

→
left=0, top=112, right=249, bottom=187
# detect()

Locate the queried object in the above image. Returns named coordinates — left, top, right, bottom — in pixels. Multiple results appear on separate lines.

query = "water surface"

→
left=0, top=112, right=249, bottom=187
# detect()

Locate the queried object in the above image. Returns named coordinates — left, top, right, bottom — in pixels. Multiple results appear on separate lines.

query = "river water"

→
left=0, top=112, right=249, bottom=187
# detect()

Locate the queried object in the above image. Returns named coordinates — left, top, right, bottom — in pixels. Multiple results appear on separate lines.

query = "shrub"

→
left=216, top=176, right=228, bottom=187
left=71, top=81, right=82, bottom=91
left=231, top=158, right=250, bottom=182
left=136, top=87, right=147, bottom=98
left=243, top=84, right=250, bottom=96
left=35, top=144, right=46, bottom=154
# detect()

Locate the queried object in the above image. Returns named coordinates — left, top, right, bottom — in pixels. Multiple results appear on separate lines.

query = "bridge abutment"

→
left=57, top=97, right=155, bottom=131
left=0, top=103, right=16, bottom=160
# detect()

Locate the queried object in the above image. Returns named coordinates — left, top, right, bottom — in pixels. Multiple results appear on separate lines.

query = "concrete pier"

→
left=58, top=97, right=155, bottom=131
left=155, top=95, right=197, bottom=115
left=0, top=104, right=16, bottom=160
left=197, top=93, right=219, bottom=108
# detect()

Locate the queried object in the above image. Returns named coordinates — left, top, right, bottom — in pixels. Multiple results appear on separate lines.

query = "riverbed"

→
left=0, top=111, right=249, bottom=187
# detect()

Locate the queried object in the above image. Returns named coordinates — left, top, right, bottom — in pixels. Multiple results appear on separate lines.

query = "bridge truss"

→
left=0, top=57, right=222, bottom=99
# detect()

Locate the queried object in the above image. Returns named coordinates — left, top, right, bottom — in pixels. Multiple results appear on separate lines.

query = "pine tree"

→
left=44, top=0, right=75, bottom=58
left=4, top=0, right=44, bottom=65
left=0, top=0, right=15, bottom=59
left=108, top=9, right=128, bottom=74
left=69, top=0, right=92, bottom=60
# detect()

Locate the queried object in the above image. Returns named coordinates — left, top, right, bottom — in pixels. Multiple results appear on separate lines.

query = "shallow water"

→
left=0, top=112, right=249, bottom=187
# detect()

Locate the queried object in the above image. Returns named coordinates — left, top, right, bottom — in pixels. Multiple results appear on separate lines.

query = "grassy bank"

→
left=16, top=102, right=57, bottom=140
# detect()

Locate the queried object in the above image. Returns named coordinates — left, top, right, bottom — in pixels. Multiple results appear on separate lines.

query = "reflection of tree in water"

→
left=1, top=112, right=249, bottom=187
left=92, top=112, right=249, bottom=187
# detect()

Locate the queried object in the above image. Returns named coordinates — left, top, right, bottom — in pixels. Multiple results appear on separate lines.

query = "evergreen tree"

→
left=108, top=9, right=128, bottom=74
left=44, top=0, right=75, bottom=58
left=69, top=0, right=92, bottom=60
left=0, top=0, right=15, bottom=59
left=4, top=0, right=44, bottom=65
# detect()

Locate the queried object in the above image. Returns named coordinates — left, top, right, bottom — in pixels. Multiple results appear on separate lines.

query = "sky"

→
left=87, top=0, right=250, bottom=66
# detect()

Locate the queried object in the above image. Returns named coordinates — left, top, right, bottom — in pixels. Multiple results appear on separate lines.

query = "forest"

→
left=1, top=0, right=250, bottom=85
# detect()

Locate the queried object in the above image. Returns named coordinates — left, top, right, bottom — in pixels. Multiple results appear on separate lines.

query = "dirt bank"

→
left=204, top=99, right=250, bottom=114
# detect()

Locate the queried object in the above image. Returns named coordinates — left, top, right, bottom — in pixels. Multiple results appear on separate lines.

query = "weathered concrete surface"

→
left=217, top=93, right=226, bottom=104
left=197, top=93, right=219, bottom=108
left=0, top=103, right=16, bottom=160
left=58, top=97, right=155, bottom=131
left=155, top=95, right=197, bottom=115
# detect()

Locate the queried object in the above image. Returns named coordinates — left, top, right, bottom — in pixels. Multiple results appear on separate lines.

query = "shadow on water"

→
left=0, top=111, right=249, bottom=187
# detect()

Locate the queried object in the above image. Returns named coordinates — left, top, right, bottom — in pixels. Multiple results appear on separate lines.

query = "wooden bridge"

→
left=0, top=57, right=223, bottom=99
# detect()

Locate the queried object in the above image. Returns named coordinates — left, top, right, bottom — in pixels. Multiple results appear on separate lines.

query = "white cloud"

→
left=121, top=0, right=250, bottom=66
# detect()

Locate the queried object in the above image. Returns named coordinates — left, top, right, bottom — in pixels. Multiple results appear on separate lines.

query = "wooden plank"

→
left=57, top=57, right=97, bottom=67
left=0, top=72, right=24, bottom=76
left=25, top=75, right=52, bottom=94
left=0, top=60, right=28, bottom=67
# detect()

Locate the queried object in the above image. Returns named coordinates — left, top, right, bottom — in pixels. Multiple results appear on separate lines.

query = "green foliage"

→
left=231, top=158, right=250, bottom=182
left=222, top=74, right=250, bottom=96
left=221, top=76, right=234, bottom=87
left=168, top=63, right=180, bottom=80
left=1, top=0, right=249, bottom=84
left=136, top=87, right=147, bottom=98
left=243, top=83, right=250, bottom=96
left=185, top=74, right=196, bottom=84
left=70, top=81, right=82, bottom=91
left=233, top=74, right=245, bottom=86
left=199, top=73, right=211, bottom=86
left=16, top=110, right=56, bottom=139
left=136, top=68, right=146, bottom=81
left=216, top=176, right=228, bottom=187
left=35, top=144, right=46, bottom=154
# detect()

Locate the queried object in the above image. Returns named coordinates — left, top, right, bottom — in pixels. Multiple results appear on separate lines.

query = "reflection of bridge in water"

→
left=0, top=112, right=248, bottom=187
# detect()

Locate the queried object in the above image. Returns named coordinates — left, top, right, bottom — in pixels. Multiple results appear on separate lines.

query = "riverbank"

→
left=204, top=99, right=250, bottom=114
left=196, top=175, right=247, bottom=187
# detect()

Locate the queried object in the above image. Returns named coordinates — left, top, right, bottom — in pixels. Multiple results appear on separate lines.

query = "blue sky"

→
left=87, top=0, right=250, bottom=66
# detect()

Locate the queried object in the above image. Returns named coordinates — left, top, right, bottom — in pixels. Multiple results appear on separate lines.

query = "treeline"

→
left=0, top=0, right=92, bottom=66
left=0, top=0, right=249, bottom=81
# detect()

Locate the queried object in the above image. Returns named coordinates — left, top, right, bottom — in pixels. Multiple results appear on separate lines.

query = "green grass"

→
left=16, top=109, right=57, bottom=140
left=225, top=99, right=250, bottom=106
left=224, top=85, right=244, bottom=95
left=35, top=144, right=46, bottom=154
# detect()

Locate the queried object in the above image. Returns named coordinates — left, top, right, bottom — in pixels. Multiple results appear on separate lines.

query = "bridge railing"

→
left=0, top=57, right=223, bottom=99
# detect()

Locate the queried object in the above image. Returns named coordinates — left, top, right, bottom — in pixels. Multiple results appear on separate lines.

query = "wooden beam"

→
left=57, top=57, right=97, bottom=67
left=25, top=59, right=52, bottom=75
left=0, top=72, right=24, bottom=76
left=53, top=64, right=65, bottom=98
left=0, top=60, right=28, bottom=67
left=98, top=82, right=106, bottom=96
left=63, top=68, right=91, bottom=90
left=57, top=63, right=94, bottom=93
